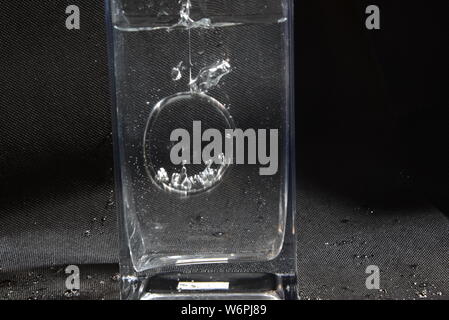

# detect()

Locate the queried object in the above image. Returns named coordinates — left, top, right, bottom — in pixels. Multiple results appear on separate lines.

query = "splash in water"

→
left=170, top=0, right=212, bottom=30
left=157, top=154, right=228, bottom=192
left=189, top=60, right=231, bottom=93
left=149, top=1, right=233, bottom=195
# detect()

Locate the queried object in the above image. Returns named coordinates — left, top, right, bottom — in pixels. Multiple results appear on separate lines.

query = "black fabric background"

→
left=0, top=1, right=448, bottom=300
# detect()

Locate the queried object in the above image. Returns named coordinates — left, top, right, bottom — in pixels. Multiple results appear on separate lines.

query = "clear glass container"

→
left=106, top=0, right=296, bottom=300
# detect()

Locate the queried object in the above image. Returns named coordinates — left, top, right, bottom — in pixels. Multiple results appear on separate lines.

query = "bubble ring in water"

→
left=143, top=91, right=235, bottom=195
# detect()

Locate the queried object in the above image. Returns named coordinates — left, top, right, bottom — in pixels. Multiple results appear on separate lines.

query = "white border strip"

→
left=177, top=281, right=230, bottom=291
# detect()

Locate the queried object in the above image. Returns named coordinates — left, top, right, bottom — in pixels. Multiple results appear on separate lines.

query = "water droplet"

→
left=417, top=289, right=428, bottom=298
left=111, top=273, right=121, bottom=282
left=154, top=223, right=163, bottom=230
left=194, top=215, right=204, bottom=223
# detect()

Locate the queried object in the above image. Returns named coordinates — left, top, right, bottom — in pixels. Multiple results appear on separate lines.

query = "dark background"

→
left=0, top=0, right=447, bottom=300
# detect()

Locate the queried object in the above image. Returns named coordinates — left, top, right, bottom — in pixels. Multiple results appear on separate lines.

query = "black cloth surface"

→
left=0, top=1, right=448, bottom=300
